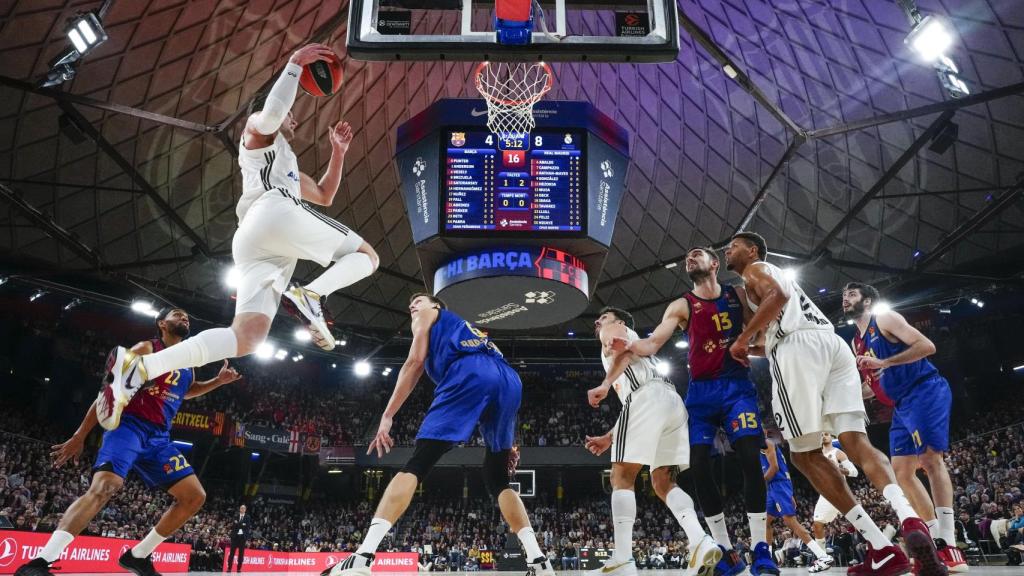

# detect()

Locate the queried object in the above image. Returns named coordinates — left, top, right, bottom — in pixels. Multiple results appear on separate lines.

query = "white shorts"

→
left=813, top=494, right=841, bottom=524
left=612, top=382, right=690, bottom=470
left=231, top=193, right=364, bottom=317
left=767, top=330, right=867, bottom=444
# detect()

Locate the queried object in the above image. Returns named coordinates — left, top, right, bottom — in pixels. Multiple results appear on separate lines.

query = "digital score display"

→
left=443, top=129, right=585, bottom=234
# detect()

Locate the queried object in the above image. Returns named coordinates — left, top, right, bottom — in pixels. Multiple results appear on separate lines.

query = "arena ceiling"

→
left=1, top=0, right=1023, bottom=341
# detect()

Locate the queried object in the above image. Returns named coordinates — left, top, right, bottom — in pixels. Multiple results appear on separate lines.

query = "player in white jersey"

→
left=585, top=307, right=721, bottom=576
left=96, top=44, right=380, bottom=430
left=812, top=435, right=859, bottom=545
left=724, top=232, right=944, bottom=576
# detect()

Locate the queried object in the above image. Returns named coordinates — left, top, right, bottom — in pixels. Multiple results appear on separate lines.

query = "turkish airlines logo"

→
left=0, top=538, right=18, bottom=567
left=326, top=556, right=339, bottom=566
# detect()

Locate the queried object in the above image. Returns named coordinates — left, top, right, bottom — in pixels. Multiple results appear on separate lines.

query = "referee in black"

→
left=226, top=504, right=251, bottom=572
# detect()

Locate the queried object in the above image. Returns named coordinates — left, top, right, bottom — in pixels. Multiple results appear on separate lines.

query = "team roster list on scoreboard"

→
left=444, top=130, right=583, bottom=233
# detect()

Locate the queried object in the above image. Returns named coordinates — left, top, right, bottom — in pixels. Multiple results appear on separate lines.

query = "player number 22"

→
left=711, top=312, right=732, bottom=332
left=738, top=412, right=758, bottom=429
left=169, top=455, right=190, bottom=471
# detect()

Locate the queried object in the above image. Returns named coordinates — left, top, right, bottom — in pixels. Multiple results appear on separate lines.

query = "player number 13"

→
left=711, top=312, right=732, bottom=332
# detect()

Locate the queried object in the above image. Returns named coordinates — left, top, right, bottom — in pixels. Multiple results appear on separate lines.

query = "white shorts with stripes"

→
left=767, top=330, right=867, bottom=443
left=231, top=192, right=364, bottom=318
left=611, top=381, right=690, bottom=470
left=812, top=494, right=842, bottom=524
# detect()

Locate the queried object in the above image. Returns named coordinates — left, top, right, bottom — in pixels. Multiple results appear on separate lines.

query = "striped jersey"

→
left=746, top=261, right=832, bottom=352
left=237, top=133, right=302, bottom=221
left=601, top=327, right=670, bottom=403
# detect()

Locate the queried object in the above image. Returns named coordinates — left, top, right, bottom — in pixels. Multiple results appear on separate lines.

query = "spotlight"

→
left=29, top=290, right=45, bottom=302
left=873, top=302, right=892, bottom=315
left=818, top=287, right=828, bottom=294
left=976, top=300, right=984, bottom=308
left=66, top=13, right=108, bottom=56
left=783, top=268, right=798, bottom=282
left=846, top=319, right=855, bottom=325
left=294, top=328, right=311, bottom=342
left=905, top=15, right=954, bottom=63
left=0, top=277, right=7, bottom=286
left=354, top=361, right=372, bottom=377
left=938, top=308, right=951, bottom=314
left=675, top=340, right=689, bottom=349
left=663, top=262, right=678, bottom=269
left=64, top=298, right=82, bottom=311
left=274, top=348, right=289, bottom=361
left=331, top=363, right=337, bottom=369
left=567, top=330, right=575, bottom=337
left=722, top=65, right=738, bottom=79
left=224, top=267, right=241, bottom=289
left=327, top=469, right=343, bottom=474
left=339, top=339, right=347, bottom=347
left=255, top=342, right=274, bottom=360
left=655, top=361, right=671, bottom=376
left=1014, top=364, right=1024, bottom=372
left=130, top=300, right=158, bottom=317
left=913, top=250, right=922, bottom=258
left=970, top=298, right=978, bottom=304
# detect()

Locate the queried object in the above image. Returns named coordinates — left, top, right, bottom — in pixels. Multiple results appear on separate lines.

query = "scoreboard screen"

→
left=442, top=128, right=585, bottom=234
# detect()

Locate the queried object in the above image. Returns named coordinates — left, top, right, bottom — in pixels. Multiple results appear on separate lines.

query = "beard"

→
left=843, top=300, right=866, bottom=319
left=168, top=322, right=190, bottom=338
left=687, top=267, right=711, bottom=283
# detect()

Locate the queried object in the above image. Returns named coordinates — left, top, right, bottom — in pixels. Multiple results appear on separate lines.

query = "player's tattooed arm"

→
left=614, top=297, right=688, bottom=358
left=763, top=438, right=779, bottom=482
left=856, top=310, right=936, bottom=372
left=731, top=263, right=791, bottom=366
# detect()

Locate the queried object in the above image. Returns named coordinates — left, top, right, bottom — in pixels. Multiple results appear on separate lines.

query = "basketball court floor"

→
left=47, top=569, right=1024, bottom=575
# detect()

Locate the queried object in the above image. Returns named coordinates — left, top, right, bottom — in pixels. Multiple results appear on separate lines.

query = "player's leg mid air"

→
left=323, top=294, right=552, bottom=576
left=96, top=44, right=378, bottom=430
left=588, top=308, right=721, bottom=576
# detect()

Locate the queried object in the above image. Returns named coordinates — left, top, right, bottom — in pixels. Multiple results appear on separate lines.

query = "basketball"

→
left=299, top=57, right=343, bottom=97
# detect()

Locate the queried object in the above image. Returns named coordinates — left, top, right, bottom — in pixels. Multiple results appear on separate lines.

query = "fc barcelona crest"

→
left=451, top=132, right=466, bottom=147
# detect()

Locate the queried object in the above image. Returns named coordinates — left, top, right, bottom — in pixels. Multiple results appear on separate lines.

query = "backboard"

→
left=346, top=0, right=679, bottom=62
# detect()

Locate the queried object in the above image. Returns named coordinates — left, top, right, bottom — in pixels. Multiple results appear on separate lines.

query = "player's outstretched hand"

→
left=51, top=434, right=85, bottom=468
left=729, top=339, right=750, bottom=367
left=289, top=43, right=338, bottom=67
left=584, top=433, right=612, bottom=456
left=587, top=383, right=609, bottom=408
left=367, top=416, right=394, bottom=458
left=330, top=121, right=354, bottom=153
left=216, top=359, right=242, bottom=385
left=609, top=337, right=629, bottom=353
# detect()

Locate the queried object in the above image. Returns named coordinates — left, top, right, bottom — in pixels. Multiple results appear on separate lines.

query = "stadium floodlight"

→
left=294, top=328, right=311, bottom=342
left=63, top=298, right=82, bottom=311
left=224, top=266, right=241, bottom=289
left=354, top=360, right=372, bottom=377
left=846, top=319, right=855, bottom=326
left=1014, top=364, right=1024, bottom=372
left=655, top=361, right=671, bottom=376
left=873, top=302, right=893, bottom=316
left=905, top=15, right=953, bottom=63
left=255, top=342, right=274, bottom=360
left=67, top=13, right=108, bottom=56
left=675, top=340, right=689, bottom=349
left=339, top=339, right=347, bottom=347
left=274, top=348, right=288, bottom=361
left=130, top=300, right=158, bottom=317
left=327, top=469, right=343, bottom=474
left=331, top=363, right=337, bottom=369
left=29, top=290, right=46, bottom=302
left=783, top=268, right=798, bottom=282
left=172, top=440, right=193, bottom=448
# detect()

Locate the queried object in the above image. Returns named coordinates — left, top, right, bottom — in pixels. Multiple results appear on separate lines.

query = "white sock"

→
left=131, top=528, right=167, bottom=558
left=707, top=512, right=732, bottom=549
left=665, top=487, right=708, bottom=550
left=807, top=539, right=829, bottom=560
left=816, top=538, right=826, bottom=550
left=882, top=483, right=917, bottom=523
left=305, top=252, right=375, bottom=297
left=845, top=504, right=890, bottom=549
left=611, top=489, right=636, bottom=561
left=518, top=527, right=544, bottom=561
left=37, top=530, right=74, bottom=563
left=926, top=518, right=940, bottom=539
left=142, top=327, right=237, bottom=376
left=356, top=518, right=392, bottom=555
left=936, top=507, right=956, bottom=544
left=748, top=511, right=768, bottom=546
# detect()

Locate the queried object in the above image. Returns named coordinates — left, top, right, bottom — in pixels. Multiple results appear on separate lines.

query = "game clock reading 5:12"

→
left=443, top=129, right=584, bottom=234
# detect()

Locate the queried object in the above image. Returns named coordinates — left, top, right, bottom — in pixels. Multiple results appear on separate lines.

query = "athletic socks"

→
left=882, top=483, right=917, bottom=523
left=611, top=489, right=636, bottom=561
left=356, top=518, right=392, bottom=555
left=665, top=487, right=709, bottom=549
left=37, top=530, right=74, bottom=563
left=936, top=506, right=956, bottom=544
left=845, top=504, right=890, bottom=550
left=807, top=539, right=829, bottom=560
left=131, top=528, right=167, bottom=558
left=815, top=538, right=827, bottom=551
left=747, top=511, right=768, bottom=546
left=306, top=252, right=375, bottom=297
left=706, top=512, right=732, bottom=549
left=142, top=327, right=237, bottom=376
left=926, top=518, right=940, bottom=539
left=517, top=527, right=544, bottom=560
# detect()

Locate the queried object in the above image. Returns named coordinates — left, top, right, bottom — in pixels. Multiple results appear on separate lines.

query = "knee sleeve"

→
left=483, top=449, right=512, bottom=499
left=734, top=436, right=767, bottom=512
left=688, top=444, right=722, bottom=517
left=401, top=439, right=453, bottom=479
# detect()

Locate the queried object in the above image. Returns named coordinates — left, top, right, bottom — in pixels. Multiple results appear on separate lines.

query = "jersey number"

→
left=168, top=455, right=190, bottom=472
left=912, top=430, right=922, bottom=448
left=738, top=412, right=758, bottom=429
left=711, top=312, right=733, bottom=332
left=164, top=370, right=181, bottom=387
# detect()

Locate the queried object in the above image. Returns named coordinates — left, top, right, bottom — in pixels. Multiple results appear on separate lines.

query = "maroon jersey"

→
left=122, top=338, right=193, bottom=430
left=684, top=285, right=749, bottom=382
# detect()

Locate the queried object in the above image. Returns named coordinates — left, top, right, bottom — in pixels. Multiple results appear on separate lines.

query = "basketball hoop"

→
left=473, top=61, right=553, bottom=139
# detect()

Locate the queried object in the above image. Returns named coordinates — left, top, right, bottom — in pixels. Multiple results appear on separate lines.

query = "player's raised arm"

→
left=589, top=321, right=632, bottom=407
left=731, top=263, right=791, bottom=366
left=618, top=297, right=688, bottom=358
left=244, top=44, right=336, bottom=144
left=300, top=119, right=354, bottom=206
left=858, top=311, right=936, bottom=371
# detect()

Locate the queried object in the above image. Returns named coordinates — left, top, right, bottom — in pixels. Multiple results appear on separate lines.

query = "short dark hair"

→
left=409, top=292, right=447, bottom=310
left=155, top=306, right=185, bottom=329
left=843, top=282, right=880, bottom=304
left=732, top=232, right=768, bottom=261
left=598, top=306, right=634, bottom=329
left=687, top=246, right=719, bottom=263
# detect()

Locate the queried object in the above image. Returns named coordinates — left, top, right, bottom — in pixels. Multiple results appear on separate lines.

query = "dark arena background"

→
left=1, top=1, right=1024, bottom=575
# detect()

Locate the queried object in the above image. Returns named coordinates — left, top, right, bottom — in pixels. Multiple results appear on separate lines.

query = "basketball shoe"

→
left=322, top=551, right=373, bottom=576
left=527, top=556, right=555, bottom=576
left=585, top=556, right=637, bottom=576
left=902, top=518, right=948, bottom=576
left=13, top=559, right=57, bottom=576
left=936, top=540, right=968, bottom=573
left=96, top=346, right=148, bottom=430
left=808, top=555, right=834, bottom=573
left=118, top=549, right=161, bottom=576
left=846, top=543, right=912, bottom=576
left=282, top=285, right=336, bottom=350
left=713, top=545, right=746, bottom=576
left=684, top=534, right=722, bottom=576
left=750, top=542, right=781, bottom=575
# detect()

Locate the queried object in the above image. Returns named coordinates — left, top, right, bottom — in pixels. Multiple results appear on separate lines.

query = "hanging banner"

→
left=0, top=530, right=191, bottom=574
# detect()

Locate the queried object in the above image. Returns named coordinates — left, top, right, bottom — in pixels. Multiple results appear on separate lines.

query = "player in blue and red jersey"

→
left=15, top=307, right=240, bottom=576
left=843, top=282, right=963, bottom=574
left=615, top=247, right=779, bottom=576
left=324, top=293, right=554, bottom=576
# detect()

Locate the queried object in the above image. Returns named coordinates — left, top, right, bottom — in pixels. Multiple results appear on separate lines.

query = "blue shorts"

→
left=889, top=375, right=952, bottom=457
left=93, top=415, right=194, bottom=489
left=685, top=378, right=763, bottom=445
left=417, top=354, right=521, bottom=451
left=766, top=480, right=796, bottom=517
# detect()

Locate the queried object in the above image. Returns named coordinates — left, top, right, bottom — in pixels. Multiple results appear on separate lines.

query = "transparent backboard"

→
left=346, top=0, right=679, bottom=62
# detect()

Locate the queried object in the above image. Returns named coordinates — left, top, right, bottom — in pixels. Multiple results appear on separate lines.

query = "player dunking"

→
left=96, top=44, right=378, bottom=430
left=762, top=435, right=834, bottom=572
left=612, top=247, right=780, bottom=576
left=724, top=232, right=945, bottom=576
left=587, top=307, right=721, bottom=576
left=14, top=308, right=240, bottom=576
left=843, top=283, right=966, bottom=573
left=322, top=293, right=553, bottom=576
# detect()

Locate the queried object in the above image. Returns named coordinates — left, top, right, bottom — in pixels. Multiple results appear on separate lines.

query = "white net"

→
left=473, top=61, right=553, bottom=139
